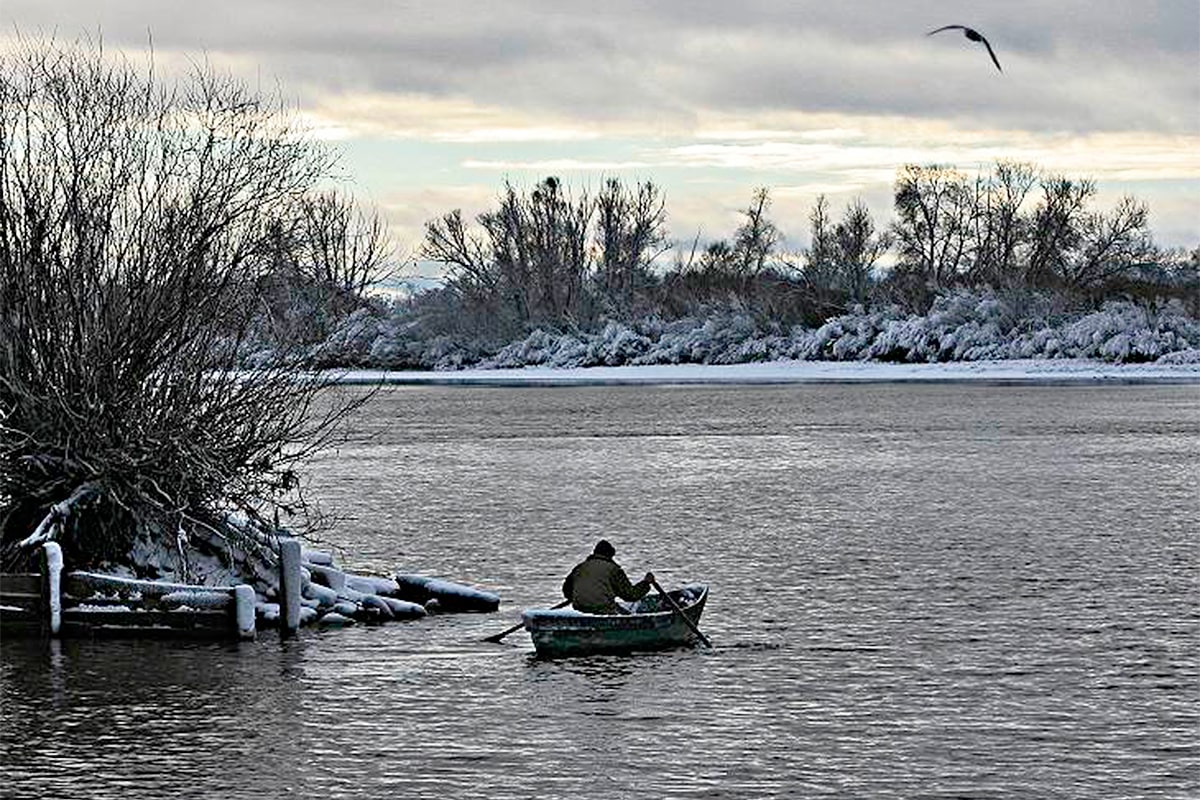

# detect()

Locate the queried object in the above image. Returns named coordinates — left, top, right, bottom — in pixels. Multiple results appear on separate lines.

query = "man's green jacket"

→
left=562, top=553, right=651, bottom=614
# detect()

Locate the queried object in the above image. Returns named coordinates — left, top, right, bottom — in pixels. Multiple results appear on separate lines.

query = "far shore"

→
left=327, top=358, right=1200, bottom=387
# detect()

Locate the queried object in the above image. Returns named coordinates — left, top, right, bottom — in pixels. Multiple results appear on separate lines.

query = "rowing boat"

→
left=522, top=584, right=708, bottom=658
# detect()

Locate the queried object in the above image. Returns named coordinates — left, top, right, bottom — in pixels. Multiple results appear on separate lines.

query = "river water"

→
left=2, top=382, right=1198, bottom=799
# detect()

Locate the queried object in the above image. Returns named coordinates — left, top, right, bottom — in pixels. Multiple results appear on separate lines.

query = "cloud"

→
left=4, top=1, right=1196, bottom=135
left=4, top=1, right=1196, bottom=245
left=463, top=158, right=652, bottom=171
left=655, top=129, right=1200, bottom=183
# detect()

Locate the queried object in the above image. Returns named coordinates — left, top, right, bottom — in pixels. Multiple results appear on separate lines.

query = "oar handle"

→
left=650, top=577, right=712, bottom=648
left=484, top=598, right=570, bottom=643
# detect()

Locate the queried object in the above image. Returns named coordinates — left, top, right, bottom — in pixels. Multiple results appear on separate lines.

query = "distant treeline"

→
left=393, top=166, right=1197, bottom=352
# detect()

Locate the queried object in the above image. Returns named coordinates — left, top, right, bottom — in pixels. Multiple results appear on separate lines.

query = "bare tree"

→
left=425, top=177, right=669, bottom=332
left=833, top=198, right=891, bottom=304
left=800, top=194, right=840, bottom=312
left=422, top=209, right=497, bottom=295
left=892, top=164, right=976, bottom=299
left=969, top=161, right=1037, bottom=287
left=1065, top=195, right=1155, bottom=291
left=732, top=187, right=781, bottom=278
left=423, top=177, right=596, bottom=330
left=0, top=37, right=366, bottom=572
left=1025, top=175, right=1094, bottom=289
left=295, top=191, right=393, bottom=297
left=594, top=178, right=668, bottom=314
left=799, top=195, right=890, bottom=313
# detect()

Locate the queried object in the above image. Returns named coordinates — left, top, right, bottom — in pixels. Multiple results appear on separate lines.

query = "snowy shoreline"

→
left=329, top=359, right=1200, bottom=387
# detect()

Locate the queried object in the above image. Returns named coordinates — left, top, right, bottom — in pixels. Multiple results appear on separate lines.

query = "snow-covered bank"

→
left=333, top=358, right=1200, bottom=387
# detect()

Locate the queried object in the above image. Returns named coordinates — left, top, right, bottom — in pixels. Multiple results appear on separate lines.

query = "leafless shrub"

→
left=0, top=37, right=369, bottom=573
left=424, top=176, right=670, bottom=335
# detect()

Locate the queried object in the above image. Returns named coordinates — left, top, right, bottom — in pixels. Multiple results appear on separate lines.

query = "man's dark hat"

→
left=593, top=539, right=616, bottom=557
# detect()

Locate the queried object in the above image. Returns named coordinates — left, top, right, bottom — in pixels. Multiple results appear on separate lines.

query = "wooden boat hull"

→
left=522, top=584, right=707, bottom=658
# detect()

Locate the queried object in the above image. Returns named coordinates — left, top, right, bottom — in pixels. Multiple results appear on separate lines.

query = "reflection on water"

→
left=3, top=383, right=1199, bottom=798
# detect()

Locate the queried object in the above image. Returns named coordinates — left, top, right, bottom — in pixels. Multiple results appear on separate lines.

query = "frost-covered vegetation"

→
left=300, top=292, right=1200, bottom=369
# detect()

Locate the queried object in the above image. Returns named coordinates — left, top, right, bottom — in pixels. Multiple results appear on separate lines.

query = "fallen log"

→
left=393, top=574, right=500, bottom=613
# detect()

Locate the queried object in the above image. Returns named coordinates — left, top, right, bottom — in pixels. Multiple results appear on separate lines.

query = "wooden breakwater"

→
left=0, top=540, right=502, bottom=642
left=1, top=543, right=256, bottom=641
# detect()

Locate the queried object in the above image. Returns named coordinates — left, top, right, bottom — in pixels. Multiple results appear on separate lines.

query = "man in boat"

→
left=562, top=540, right=654, bottom=615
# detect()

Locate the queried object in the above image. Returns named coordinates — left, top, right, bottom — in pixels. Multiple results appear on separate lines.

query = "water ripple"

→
left=3, top=384, right=1198, bottom=798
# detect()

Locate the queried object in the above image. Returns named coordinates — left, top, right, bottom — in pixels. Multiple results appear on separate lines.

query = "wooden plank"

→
left=57, top=619, right=237, bottom=640
left=0, top=609, right=44, bottom=636
left=0, top=574, right=41, bottom=595
left=0, top=592, right=42, bottom=612
left=61, top=596, right=132, bottom=608
left=64, top=571, right=236, bottom=600
left=61, top=608, right=232, bottom=631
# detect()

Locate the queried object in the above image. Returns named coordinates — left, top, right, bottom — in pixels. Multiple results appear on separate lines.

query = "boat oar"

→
left=484, top=599, right=570, bottom=643
left=650, top=577, right=712, bottom=648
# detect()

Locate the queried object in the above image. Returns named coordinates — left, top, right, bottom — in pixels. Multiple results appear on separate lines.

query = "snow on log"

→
left=318, top=612, right=355, bottom=627
left=336, top=586, right=365, bottom=603
left=41, top=542, right=62, bottom=635
left=279, top=538, right=303, bottom=634
left=393, top=574, right=501, bottom=613
left=159, top=590, right=232, bottom=610
left=234, top=585, right=256, bottom=640
left=72, top=603, right=134, bottom=613
left=358, top=594, right=394, bottom=620
left=306, top=563, right=346, bottom=593
left=332, top=600, right=358, bottom=617
left=344, top=574, right=400, bottom=597
left=65, top=571, right=236, bottom=599
left=302, top=581, right=338, bottom=608
left=298, top=606, right=319, bottom=626
left=380, top=597, right=427, bottom=619
left=17, top=484, right=97, bottom=550
left=302, top=549, right=335, bottom=566
left=256, top=602, right=281, bottom=623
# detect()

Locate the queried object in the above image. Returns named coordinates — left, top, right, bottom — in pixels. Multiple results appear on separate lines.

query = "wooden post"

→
left=39, top=542, right=62, bottom=637
left=233, top=584, right=256, bottom=640
left=278, top=538, right=302, bottom=636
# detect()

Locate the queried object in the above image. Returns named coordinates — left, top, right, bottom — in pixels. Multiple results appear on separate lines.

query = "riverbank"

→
left=332, top=358, right=1200, bottom=387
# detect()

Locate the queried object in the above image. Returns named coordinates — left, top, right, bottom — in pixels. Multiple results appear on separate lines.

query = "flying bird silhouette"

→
left=927, top=25, right=1003, bottom=73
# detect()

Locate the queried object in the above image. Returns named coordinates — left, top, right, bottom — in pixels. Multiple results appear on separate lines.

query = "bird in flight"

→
left=927, top=25, right=1003, bottom=73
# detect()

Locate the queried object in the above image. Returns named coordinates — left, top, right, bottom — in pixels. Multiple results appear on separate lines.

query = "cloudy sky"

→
left=4, top=1, right=1198, bottom=265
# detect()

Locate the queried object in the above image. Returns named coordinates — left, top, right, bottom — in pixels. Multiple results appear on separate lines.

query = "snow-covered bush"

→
left=1060, top=301, right=1200, bottom=363
left=1157, top=348, right=1200, bottom=364
left=585, top=321, right=653, bottom=366
left=288, top=289, right=1200, bottom=371
left=308, top=308, right=382, bottom=368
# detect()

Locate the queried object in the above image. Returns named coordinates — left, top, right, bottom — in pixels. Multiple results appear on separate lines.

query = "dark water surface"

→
left=3, top=383, right=1198, bottom=799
